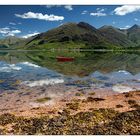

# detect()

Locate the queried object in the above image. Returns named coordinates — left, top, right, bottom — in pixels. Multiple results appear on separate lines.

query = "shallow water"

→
left=0, top=50, right=140, bottom=92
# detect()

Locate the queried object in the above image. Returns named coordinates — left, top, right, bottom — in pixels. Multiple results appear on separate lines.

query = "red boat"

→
left=56, top=56, right=74, bottom=62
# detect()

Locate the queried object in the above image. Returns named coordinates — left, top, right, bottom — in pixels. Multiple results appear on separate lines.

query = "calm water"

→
left=0, top=50, right=140, bottom=92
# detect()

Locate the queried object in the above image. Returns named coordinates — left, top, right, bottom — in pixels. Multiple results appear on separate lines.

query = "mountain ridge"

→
left=0, top=22, right=140, bottom=49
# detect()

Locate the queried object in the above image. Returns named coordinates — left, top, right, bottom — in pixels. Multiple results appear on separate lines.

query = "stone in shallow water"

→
left=22, top=78, right=64, bottom=87
left=29, top=100, right=55, bottom=108
left=112, top=84, right=134, bottom=93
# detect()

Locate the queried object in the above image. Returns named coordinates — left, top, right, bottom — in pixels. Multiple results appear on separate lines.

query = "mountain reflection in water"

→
left=0, top=50, right=140, bottom=90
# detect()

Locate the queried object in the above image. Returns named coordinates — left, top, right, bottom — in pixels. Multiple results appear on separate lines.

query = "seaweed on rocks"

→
left=0, top=113, right=16, bottom=126
left=66, top=102, right=79, bottom=111
left=0, top=108, right=139, bottom=135
left=92, top=110, right=140, bottom=135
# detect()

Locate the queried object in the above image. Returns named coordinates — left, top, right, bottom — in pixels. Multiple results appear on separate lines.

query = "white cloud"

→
left=15, top=11, right=64, bottom=21
left=22, top=32, right=39, bottom=38
left=97, top=8, right=105, bottom=12
left=11, top=30, right=21, bottom=34
left=90, top=12, right=106, bottom=17
left=114, top=5, right=140, bottom=16
left=120, top=25, right=131, bottom=29
left=90, top=8, right=107, bottom=17
left=46, top=5, right=61, bottom=8
left=9, top=22, right=16, bottom=25
left=46, top=5, right=73, bottom=11
left=0, top=27, right=21, bottom=36
left=81, top=10, right=88, bottom=15
left=9, top=22, right=22, bottom=25
left=96, top=8, right=100, bottom=11
left=64, top=5, right=73, bottom=11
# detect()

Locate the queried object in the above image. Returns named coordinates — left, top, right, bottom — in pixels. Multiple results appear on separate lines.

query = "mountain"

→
left=24, top=22, right=140, bottom=49
left=32, top=22, right=103, bottom=43
left=0, top=22, right=140, bottom=50
left=0, top=36, right=25, bottom=49
left=127, top=24, right=140, bottom=45
left=99, top=25, right=135, bottom=47
left=24, top=22, right=119, bottom=49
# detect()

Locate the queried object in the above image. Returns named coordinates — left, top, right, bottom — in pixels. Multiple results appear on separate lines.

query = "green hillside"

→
left=99, top=25, right=135, bottom=47
left=23, top=22, right=120, bottom=49
left=0, top=22, right=140, bottom=50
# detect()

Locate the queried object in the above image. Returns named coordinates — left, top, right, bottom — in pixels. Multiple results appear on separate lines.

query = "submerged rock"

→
left=112, top=84, right=134, bottom=93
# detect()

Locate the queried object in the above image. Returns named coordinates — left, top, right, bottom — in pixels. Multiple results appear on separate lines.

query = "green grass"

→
left=26, top=41, right=86, bottom=50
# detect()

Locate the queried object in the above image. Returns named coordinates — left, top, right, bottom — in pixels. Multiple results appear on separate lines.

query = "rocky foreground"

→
left=0, top=90, right=140, bottom=135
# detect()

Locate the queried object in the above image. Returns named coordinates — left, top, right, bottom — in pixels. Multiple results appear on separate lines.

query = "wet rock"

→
left=75, top=92, right=84, bottom=96
left=130, top=104, right=140, bottom=110
left=112, top=85, right=134, bottom=93
left=86, top=97, right=105, bottom=102
left=88, top=92, right=96, bottom=96
left=116, top=104, right=123, bottom=108
left=127, top=100, right=137, bottom=105
left=124, top=92, right=133, bottom=98
left=36, top=97, right=51, bottom=103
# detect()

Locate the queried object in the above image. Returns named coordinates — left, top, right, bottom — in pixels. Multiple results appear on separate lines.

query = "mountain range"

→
left=0, top=22, right=140, bottom=49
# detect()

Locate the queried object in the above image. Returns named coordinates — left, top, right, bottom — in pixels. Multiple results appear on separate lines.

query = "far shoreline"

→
left=1, top=49, right=140, bottom=52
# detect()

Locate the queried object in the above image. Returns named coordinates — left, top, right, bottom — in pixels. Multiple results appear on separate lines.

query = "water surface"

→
left=0, top=50, right=140, bottom=92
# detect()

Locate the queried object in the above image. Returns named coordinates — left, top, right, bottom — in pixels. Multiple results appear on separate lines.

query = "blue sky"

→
left=0, top=5, right=140, bottom=38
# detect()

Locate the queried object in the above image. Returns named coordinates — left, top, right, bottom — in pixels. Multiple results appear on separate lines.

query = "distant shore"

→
left=1, top=48, right=140, bottom=52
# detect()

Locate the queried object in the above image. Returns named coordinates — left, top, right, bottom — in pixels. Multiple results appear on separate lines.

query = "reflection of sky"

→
left=91, top=71, right=133, bottom=82
left=0, top=61, right=140, bottom=90
left=89, top=70, right=140, bottom=88
left=0, top=61, right=64, bottom=81
left=0, top=61, right=64, bottom=90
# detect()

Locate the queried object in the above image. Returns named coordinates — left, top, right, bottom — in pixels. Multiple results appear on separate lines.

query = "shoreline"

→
left=0, top=86, right=139, bottom=134
left=0, top=84, right=139, bottom=117
left=1, top=49, right=140, bottom=52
